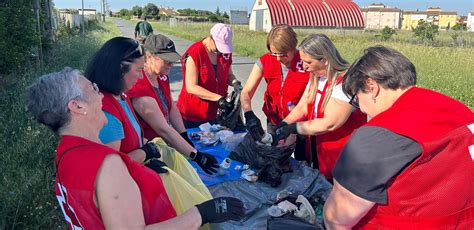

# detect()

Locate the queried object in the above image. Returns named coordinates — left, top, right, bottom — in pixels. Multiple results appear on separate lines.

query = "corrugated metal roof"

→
left=266, top=0, right=364, bottom=28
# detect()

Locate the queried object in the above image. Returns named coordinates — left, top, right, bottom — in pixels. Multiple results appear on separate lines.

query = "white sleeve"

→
left=331, top=84, right=351, bottom=103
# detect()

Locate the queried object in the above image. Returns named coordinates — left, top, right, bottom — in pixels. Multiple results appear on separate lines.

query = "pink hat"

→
left=210, top=23, right=233, bottom=54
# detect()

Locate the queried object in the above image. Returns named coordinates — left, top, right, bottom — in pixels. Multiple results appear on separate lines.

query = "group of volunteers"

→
left=26, top=21, right=473, bottom=229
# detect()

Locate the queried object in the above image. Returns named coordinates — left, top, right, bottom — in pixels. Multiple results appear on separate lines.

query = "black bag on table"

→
left=216, top=88, right=245, bottom=131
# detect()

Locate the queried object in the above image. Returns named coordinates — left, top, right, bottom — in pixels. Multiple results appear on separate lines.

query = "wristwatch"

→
left=189, top=151, right=197, bottom=160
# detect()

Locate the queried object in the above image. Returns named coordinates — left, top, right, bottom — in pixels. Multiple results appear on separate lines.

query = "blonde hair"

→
left=299, top=34, right=349, bottom=113
left=266, top=24, right=298, bottom=53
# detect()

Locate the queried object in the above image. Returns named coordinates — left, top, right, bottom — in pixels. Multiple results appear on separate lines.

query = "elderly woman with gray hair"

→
left=26, top=68, right=245, bottom=229
left=272, top=34, right=367, bottom=180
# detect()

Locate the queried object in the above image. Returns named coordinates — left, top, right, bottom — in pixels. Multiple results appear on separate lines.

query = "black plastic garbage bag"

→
left=216, top=88, right=245, bottom=131
left=229, top=134, right=296, bottom=169
left=267, top=214, right=323, bottom=230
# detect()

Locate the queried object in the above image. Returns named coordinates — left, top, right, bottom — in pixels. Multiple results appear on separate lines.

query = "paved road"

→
left=115, top=18, right=269, bottom=127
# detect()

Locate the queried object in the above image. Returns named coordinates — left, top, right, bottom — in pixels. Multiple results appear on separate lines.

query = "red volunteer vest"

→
left=55, top=135, right=176, bottom=229
left=177, top=39, right=232, bottom=122
left=260, top=52, right=310, bottom=124
left=127, top=70, right=173, bottom=140
left=355, top=87, right=474, bottom=229
left=102, top=92, right=142, bottom=153
left=306, top=76, right=366, bottom=180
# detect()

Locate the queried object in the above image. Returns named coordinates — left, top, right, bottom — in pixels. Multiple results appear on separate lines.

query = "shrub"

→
left=375, top=26, right=397, bottom=41
left=412, top=20, right=439, bottom=42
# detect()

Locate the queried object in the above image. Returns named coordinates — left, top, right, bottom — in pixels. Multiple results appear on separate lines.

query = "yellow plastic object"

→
left=151, top=138, right=212, bottom=229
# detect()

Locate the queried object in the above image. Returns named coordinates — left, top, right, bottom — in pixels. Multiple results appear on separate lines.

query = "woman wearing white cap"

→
left=176, top=23, right=242, bottom=128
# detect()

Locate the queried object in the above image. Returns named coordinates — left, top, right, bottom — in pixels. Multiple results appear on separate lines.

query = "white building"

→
left=468, top=12, right=474, bottom=32
left=78, top=9, right=97, bottom=16
left=361, top=4, right=402, bottom=29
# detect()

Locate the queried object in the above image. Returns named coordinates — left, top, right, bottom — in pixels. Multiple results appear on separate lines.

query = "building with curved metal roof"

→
left=249, top=0, right=364, bottom=32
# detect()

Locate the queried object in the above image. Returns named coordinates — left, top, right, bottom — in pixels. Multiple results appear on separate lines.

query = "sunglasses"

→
left=122, top=42, right=143, bottom=61
left=269, top=51, right=288, bottom=58
left=349, top=94, right=360, bottom=109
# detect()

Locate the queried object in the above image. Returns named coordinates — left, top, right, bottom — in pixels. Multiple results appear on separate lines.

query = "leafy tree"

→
left=376, top=26, right=396, bottom=41
left=119, top=8, right=131, bottom=17
left=452, top=23, right=467, bottom=31
left=223, top=11, right=229, bottom=19
left=215, top=6, right=221, bottom=16
left=131, top=5, right=143, bottom=17
left=412, top=20, right=439, bottom=42
left=143, top=3, right=160, bottom=20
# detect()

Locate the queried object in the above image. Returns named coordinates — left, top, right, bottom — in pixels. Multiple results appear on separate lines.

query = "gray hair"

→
left=26, top=67, right=86, bottom=133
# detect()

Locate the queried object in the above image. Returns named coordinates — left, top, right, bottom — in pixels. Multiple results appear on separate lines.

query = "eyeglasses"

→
left=122, top=42, right=143, bottom=61
left=269, top=51, right=288, bottom=58
left=349, top=94, right=359, bottom=109
left=91, top=82, right=99, bottom=93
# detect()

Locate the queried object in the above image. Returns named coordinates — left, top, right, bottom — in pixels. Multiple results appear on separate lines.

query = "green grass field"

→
left=150, top=21, right=474, bottom=110
left=0, top=20, right=121, bottom=229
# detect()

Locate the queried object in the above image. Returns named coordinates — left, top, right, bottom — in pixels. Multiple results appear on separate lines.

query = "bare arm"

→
left=227, top=67, right=237, bottom=85
left=169, top=102, right=186, bottom=133
left=132, top=97, right=195, bottom=157
left=297, top=98, right=354, bottom=136
left=323, top=180, right=375, bottom=229
left=105, top=141, right=145, bottom=163
left=96, top=154, right=201, bottom=230
left=282, top=86, right=310, bottom=124
left=241, top=64, right=263, bottom=112
left=185, top=56, right=222, bottom=102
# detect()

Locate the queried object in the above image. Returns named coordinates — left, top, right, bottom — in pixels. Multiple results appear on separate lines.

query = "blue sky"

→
left=53, top=0, right=473, bottom=15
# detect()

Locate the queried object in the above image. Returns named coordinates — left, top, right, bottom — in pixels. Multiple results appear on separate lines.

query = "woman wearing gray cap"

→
left=176, top=23, right=242, bottom=128
left=128, top=34, right=220, bottom=176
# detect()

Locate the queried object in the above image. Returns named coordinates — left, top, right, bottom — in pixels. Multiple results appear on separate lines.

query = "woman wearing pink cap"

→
left=177, top=23, right=242, bottom=128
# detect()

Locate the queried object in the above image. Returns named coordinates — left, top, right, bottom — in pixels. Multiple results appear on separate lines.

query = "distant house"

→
left=402, top=8, right=457, bottom=30
left=230, top=10, right=249, bottom=24
left=468, top=12, right=474, bottom=32
left=159, top=7, right=180, bottom=17
left=361, top=4, right=402, bottom=29
left=249, top=0, right=364, bottom=32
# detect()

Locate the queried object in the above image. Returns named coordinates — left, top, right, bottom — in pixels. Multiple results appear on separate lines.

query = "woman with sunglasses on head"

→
left=323, top=46, right=473, bottom=229
left=240, top=25, right=309, bottom=152
left=176, top=23, right=242, bottom=129
left=26, top=67, right=245, bottom=229
left=127, top=34, right=219, bottom=177
left=272, top=34, right=367, bottom=180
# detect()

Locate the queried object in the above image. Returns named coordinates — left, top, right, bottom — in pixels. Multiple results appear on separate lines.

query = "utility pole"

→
left=81, top=0, right=85, bottom=35
left=102, top=0, right=107, bottom=21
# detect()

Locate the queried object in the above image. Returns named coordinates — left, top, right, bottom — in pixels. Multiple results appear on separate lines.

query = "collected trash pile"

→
left=229, top=133, right=296, bottom=187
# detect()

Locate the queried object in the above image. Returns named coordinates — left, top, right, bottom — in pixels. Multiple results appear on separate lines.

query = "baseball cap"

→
left=143, top=34, right=181, bottom=62
left=210, top=23, right=233, bottom=54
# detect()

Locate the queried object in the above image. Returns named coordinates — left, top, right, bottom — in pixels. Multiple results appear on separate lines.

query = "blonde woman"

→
left=272, top=34, right=367, bottom=180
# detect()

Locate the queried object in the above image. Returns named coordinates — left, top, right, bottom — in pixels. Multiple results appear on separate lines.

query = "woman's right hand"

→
left=195, top=197, right=246, bottom=225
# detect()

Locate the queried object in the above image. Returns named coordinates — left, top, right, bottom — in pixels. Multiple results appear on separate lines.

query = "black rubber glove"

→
left=196, top=197, right=246, bottom=225
left=146, top=158, right=168, bottom=174
left=193, top=151, right=219, bottom=175
left=272, top=123, right=298, bottom=145
left=140, top=142, right=161, bottom=161
left=244, top=111, right=265, bottom=141
left=270, top=121, right=288, bottom=136
left=180, top=131, right=195, bottom=147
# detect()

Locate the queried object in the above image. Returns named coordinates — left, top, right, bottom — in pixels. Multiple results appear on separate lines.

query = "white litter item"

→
left=294, top=195, right=316, bottom=224
left=222, top=132, right=246, bottom=151
left=199, top=122, right=212, bottom=132
left=210, top=124, right=226, bottom=132
left=234, top=165, right=242, bottom=170
left=241, top=169, right=257, bottom=182
left=218, top=158, right=232, bottom=176
left=261, top=132, right=273, bottom=144
left=267, top=205, right=286, bottom=217
left=277, top=200, right=298, bottom=213
left=276, top=190, right=293, bottom=200
left=242, top=164, right=250, bottom=170
left=198, top=132, right=219, bottom=145
left=217, top=130, right=234, bottom=143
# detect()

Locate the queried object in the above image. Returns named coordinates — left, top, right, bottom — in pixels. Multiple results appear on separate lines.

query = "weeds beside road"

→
left=0, top=20, right=120, bottom=229
left=149, top=21, right=473, bottom=110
